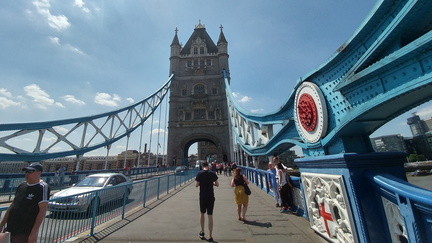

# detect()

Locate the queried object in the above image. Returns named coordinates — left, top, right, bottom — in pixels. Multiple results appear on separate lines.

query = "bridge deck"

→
left=67, top=175, right=326, bottom=243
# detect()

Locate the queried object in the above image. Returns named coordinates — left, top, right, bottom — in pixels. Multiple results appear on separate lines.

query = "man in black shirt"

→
left=195, top=161, right=219, bottom=243
left=0, top=163, right=50, bottom=243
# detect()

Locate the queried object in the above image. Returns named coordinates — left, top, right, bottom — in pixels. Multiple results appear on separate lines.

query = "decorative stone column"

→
left=296, top=152, right=407, bottom=243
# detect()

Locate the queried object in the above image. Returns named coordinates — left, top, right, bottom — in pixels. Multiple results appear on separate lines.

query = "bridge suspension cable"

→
left=0, top=74, right=173, bottom=162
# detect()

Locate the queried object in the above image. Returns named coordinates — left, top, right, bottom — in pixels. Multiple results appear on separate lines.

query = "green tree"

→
left=408, top=154, right=419, bottom=162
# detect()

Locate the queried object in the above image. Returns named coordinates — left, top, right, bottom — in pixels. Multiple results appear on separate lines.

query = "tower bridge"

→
left=1, top=0, right=432, bottom=242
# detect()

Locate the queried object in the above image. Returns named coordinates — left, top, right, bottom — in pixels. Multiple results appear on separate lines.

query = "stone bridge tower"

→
left=167, top=23, right=232, bottom=166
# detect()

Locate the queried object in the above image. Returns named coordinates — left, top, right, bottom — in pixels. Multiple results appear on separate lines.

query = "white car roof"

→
left=87, top=173, right=123, bottom=177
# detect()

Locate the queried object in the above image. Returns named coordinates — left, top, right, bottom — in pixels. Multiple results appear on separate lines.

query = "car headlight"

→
left=51, top=194, right=89, bottom=205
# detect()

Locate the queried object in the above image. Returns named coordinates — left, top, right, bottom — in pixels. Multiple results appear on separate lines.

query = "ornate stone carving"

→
left=381, top=197, right=408, bottom=242
left=301, top=172, right=355, bottom=242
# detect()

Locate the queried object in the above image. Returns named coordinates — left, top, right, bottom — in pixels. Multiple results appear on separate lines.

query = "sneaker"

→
left=199, top=231, right=205, bottom=240
left=280, top=209, right=288, bottom=213
left=208, top=237, right=214, bottom=242
left=276, top=203, right=280, bottom=207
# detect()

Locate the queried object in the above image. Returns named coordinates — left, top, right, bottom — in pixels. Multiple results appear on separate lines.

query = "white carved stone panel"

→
left=301, top=172, right=356, bottom=243
left=381, top=197, right=407, bottom=243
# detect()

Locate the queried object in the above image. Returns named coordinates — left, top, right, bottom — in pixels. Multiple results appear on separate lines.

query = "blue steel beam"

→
left=227, top=0, right=432, bottom=157
left=0, top=75, right=173, bottom=161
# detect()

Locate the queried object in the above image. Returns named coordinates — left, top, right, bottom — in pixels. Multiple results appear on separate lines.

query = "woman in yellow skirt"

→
left=230, top=168, right=250, bottom=221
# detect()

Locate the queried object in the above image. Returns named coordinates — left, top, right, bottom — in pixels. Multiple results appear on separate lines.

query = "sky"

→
left=1, top=0, right=431, bottom=157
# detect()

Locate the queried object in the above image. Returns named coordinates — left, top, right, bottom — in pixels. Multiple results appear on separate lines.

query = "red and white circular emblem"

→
left=294, top=82, right=328, bottom=143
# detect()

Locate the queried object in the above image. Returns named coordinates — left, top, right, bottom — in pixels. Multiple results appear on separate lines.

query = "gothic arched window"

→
left=194, top=84, right=205, bottom=94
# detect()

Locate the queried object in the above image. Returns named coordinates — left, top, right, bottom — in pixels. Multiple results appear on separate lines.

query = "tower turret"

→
left=217, top=25, right=229, bottom=75
left=170, top=28, right=181, bottom=74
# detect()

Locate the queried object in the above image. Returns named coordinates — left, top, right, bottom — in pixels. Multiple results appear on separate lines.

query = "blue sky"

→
left=1, top=0, right=431, bottom=157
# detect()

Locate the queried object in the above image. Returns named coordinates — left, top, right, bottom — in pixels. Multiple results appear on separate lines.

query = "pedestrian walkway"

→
left=68, top=175, right=327, bottom=243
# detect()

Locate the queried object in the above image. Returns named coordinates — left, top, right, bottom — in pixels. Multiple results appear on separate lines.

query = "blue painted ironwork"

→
left=366, top=172, right=432, bottom=242
left=0, top=1, right=431, bottom=242
left=225, top=1, right=432, bottom=242
left=0, top=75, right=173, bottom=161
left=241, top=162, right=432, bottom=243
left=225, top=0, right=432, bottom=157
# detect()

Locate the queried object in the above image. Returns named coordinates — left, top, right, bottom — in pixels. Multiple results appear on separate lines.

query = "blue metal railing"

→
left=0, top=168, right=197, bottom=242
left=366, top=172, right=432, bottom=243
left=239, top=166, right=306, bottom=217
left=0, top=167, right=171, bottom=203
left=240, top=166, right=432, bottom=243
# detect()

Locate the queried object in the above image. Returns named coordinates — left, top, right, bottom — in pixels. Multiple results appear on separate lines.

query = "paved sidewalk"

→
left=69, top=175, right=327, bottom=243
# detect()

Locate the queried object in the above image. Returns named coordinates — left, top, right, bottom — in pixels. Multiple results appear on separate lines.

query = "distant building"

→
left=424, top=117, right=432, bottom=131
left=0, top=150, right=162, bottom=174
left=407, top=113, right=429, bottom=136
left=0, top=161, right=27, bottom=174
left=406, top=113, right=432, bottom=159
left=370, top=134, right=407, bottom=153
left=411, top=134, right=432, bottom=160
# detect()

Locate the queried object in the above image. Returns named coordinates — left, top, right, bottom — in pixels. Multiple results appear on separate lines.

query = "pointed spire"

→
left=195, top=20, right=205, bottom=29
left=171, top=27, right=180, bottom=46
left=217, top=24, right=227, bottom=44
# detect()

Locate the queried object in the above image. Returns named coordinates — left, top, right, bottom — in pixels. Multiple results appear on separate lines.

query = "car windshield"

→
left=75, top=176, right=108, bottom=187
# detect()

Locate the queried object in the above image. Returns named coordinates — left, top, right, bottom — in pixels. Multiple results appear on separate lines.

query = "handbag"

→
left=243, top=184, right=251, bottom=195
left=0, top=232, right=10, bottom=243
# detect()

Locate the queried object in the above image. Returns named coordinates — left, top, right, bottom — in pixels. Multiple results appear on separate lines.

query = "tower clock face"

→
left=294, top=82, right=328, bottom=144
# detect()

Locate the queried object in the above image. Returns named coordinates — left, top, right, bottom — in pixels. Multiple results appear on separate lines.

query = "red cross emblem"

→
left=319, top=202, right=333, bottom=236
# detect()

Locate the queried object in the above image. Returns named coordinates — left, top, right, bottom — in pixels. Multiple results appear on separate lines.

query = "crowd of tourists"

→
left=205, top=161, right=237, bottom=176
left=195, top=156, right=294, bottom=242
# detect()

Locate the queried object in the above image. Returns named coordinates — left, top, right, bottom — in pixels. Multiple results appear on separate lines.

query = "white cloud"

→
left=250, top=108, right=264, bottom=113
left=67, top=45, right=85, bottom=55
left=115, top=145, right=126, bottom=151
left=126, top=98, right=135, bottom=103
left=49, top=36, right=60, bottom=45
left=55, top=102, right=64, bottom=108
left=63, top=95, right=85, bottom=105
left=33, top=0, right=71, bottom=31
left=53, top=126, right=70, bottom=135
left=240, top=96, right=251, bottom=103
left=94, top=93, right=121, bottom=107
left=42, top=136, right=57, bottom=142
left=48, top=36, right=85, bottom=55
left=74, top=0, right=91, bottom=14
left=24, top=84, right=63, bottom=109
left=0, top=97, right=21, bottom=109
left=151, top=128, right=166, bottom=135
left=231, top=92, right=251, bottom=103
left=0, top=88, right=13, bottom=98
left=416, top=104, right=432, bottom=118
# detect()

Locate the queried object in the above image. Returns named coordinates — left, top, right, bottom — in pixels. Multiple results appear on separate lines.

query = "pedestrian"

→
left=195, top=161, right=219, bottom=243
left=54, top=168, right=60, bottom=186
left=70, top=169, right=78, bottom=184
left=58, top=166, right=65, bottom=187
left=267, top=162, right=281, bottom=207
left=276, top=162, right=294, bottom=213
left=0, top=163, right=50, bottom=243
left=230, top=167, right=250, bottom=221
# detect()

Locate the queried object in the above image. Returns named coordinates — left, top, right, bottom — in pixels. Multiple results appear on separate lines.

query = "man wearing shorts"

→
left=195, top=161, right=219, bottom=242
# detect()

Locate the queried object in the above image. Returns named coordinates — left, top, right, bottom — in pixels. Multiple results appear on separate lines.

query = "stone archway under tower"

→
left=181, top=134, right=228, bottom=166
